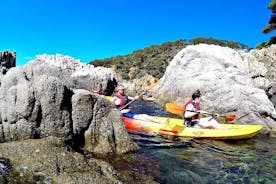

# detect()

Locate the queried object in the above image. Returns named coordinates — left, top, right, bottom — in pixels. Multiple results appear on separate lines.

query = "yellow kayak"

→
left=106, top=96, right=112, bottom=101
left=123, top=116, right=263, bottom=140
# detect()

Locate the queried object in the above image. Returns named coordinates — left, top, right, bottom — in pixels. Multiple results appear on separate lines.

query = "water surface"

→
left=129, top=101, right=276, bottom=183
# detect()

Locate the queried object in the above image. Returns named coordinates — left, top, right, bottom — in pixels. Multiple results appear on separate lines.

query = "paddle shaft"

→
left=165, top=103, right=235, bottom=121
left=120, top=91, right=146, bottom=110
left=120, top=80, right=160, bottom=110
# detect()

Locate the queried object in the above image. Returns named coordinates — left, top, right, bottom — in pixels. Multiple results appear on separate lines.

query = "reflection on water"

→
left=129, top=102, right=276, bottom=184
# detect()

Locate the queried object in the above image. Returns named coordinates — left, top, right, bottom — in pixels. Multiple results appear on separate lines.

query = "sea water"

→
left=129, top=101, right=276, bottom=184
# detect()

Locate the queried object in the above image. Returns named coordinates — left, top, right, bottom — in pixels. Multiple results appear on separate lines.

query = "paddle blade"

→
left=225, top=114, right=236, bottom=122
left=165, top=103, right=185, bottom=115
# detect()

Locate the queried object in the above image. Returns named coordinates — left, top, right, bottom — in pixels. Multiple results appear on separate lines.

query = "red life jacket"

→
left=184, top=99, right=200, bottom=120
left=116, top=94, right=129, bottom=109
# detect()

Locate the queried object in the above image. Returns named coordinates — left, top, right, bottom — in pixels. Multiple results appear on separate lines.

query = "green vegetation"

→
left=268, top=0, right=276, bottom=8
left=90, top=38, right=249, bottom=80
left=259, top=0, right=276, bottom=48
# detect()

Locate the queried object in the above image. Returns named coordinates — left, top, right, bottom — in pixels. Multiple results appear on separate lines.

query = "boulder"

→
left=0, top=54, right=138, bottom=155
left=156, top=44, right=276, bottom=134
left=0, top=137, right=156, bottom=184
left=266, top=82, right=276, bottom=108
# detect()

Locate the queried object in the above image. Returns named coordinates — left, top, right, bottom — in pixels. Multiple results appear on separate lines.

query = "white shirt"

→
left=184, top=102, right=198, bottom=119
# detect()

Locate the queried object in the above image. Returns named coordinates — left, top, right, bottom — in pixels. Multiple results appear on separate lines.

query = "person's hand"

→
left=213, top=113, right=220, bottom=117
left=134, top=96, right=139, bottom=100
left=198, top=110, right=208, bottom=114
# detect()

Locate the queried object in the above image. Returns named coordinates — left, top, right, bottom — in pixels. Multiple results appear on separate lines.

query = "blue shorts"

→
left=122, top=111, right=139, bottom=118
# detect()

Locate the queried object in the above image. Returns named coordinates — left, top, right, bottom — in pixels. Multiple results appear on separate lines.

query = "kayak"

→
left=106, top=95, right=155, bottom=102
left=122, top=116, right=263, bottom=140
left=106, top=96, right=112, bottom=101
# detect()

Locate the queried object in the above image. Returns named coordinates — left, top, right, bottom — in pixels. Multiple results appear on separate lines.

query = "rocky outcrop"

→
left=0, top=54, right=138, bottom=155
left=156, top=44, right=276, bottom=134
left=251, top=45, right=276, bottom=107
left=0, top=137, right=157, bottom=184
left=0, top=50, right=16, bottom=75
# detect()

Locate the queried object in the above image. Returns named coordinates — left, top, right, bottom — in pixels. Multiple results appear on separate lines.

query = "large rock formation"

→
left=0, top=50, right=16, bottom=75
left=0, top=137, right=159, bottom=184
left=156, top=44, right=276, bottom=134
left=251, top=45, right=276, bottom=107
left=0, top=54, right=138, bottom=155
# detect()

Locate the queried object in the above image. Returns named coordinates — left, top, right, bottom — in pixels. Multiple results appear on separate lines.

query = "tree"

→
left=259, top=0, right=276, bottom=48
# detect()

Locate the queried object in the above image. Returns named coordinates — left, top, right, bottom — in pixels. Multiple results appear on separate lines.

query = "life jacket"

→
left=98, top=87, right=103, bottom=95
left=184, top=99, right=200, bottom=121
left=116, top=94, right=129, bottom=109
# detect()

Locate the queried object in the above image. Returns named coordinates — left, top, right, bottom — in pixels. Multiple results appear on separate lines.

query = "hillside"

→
left=89, top=38, right=249, bottom=80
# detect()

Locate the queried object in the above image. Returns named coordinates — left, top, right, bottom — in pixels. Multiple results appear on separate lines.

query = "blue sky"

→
left=0, top=0, right=274, bottom=66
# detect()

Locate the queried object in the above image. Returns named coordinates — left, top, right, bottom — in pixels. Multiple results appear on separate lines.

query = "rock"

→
left=0, top=157, right=12, bottom=184
left=266, top=82, right=276, bottom=107
left=0, top=54, right=138, bottom=155
left=83, top=103, right=138, bottom=155
left=156, top=44, right=276, bottom=133
left=32, top=75, right=73, bottom=139
left=0, top=51, right=16, bottom=75
left=251, top=44, right=276, bottom=82
left=32, top=54, right=118, bottom=91
left=0, top=137, right=154, bottom=184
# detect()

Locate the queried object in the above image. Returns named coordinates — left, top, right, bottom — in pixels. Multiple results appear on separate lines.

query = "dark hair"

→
left=192, top=89, right=201, bottom=100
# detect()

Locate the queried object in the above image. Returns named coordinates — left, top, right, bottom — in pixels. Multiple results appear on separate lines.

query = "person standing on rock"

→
left=184, top=90, right=223, bottom=129
left=111, top=85, right=168, bottom=123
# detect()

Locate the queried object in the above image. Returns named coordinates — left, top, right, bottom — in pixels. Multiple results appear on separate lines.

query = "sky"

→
left=0, top=0, right=274, bottom=66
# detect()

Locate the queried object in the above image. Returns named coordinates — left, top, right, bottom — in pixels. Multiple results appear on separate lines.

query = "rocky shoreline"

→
left=0, top=44, right=275, bottom=183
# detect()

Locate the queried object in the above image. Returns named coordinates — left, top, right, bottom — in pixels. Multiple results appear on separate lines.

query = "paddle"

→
left=165, top=103, right=236, bottom=122
left=120, top=80, right=161, bottom=110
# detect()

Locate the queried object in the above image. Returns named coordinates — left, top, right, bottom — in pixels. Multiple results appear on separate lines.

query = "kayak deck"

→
left=123, top=116, right=263, bottom=140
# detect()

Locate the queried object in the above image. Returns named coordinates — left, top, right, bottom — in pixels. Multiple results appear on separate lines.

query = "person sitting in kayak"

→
left=111, top=85, right=168, bottom=123
left=184, top=90, right=222, bottom=129
left=92, top=83, right=104, bottom=95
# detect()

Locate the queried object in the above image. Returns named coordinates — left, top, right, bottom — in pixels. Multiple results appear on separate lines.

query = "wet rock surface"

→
left=0, top=137, right=159, bottom=183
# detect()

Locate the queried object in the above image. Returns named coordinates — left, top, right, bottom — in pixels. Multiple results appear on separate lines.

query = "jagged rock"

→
left=0, top=51, right=16, bottom=75
left=0, top=54, right=138, bottom=155
left=251, top=44, right=276, bottom=82
left=32, top=75, right=73, bottom=139
left=251, top=45, right=276, bottom=107
left=0, top=137, right=155, bottom=184
left=72, top=89, right=138, bottom=154
left=33, top=54, right=118, bottom=92
left=156, top=44, right=276, bottom=134
left=266, top=82, right=276, bottom=107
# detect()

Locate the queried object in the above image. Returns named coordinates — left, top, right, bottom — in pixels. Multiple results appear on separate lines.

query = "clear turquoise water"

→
left=129, top=101, right=276, bottom=184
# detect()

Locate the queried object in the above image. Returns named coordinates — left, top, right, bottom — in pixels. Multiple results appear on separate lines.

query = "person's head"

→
left=116, top=85, right=125, bottom=95
left=99, top=84, right=102, bottom=88
left=192, top=89, right=201, bottom=103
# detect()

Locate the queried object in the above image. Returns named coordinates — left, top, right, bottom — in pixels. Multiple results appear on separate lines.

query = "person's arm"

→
left=110, top=96, right=118, bottom=104
left=128, top=95, right=139, bottom=101
left=184, top=104, right=198, bottom=118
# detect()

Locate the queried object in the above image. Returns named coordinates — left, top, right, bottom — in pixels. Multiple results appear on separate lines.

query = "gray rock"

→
left=251, top=44, right=276, bottom=82
left=32, top=75, right=73, bottom=139
left=72, top=89, right=95, bottom=136
left=0, top=54, right=137, bottom=155
left=266, top=82, right=276, bottom=108
left=0, top=137, right=151, bottom=184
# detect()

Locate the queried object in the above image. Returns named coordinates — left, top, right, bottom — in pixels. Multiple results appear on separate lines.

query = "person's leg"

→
left=198, top=117, right=223, bottom=129
left=134, top=114, right=168, bottom=123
